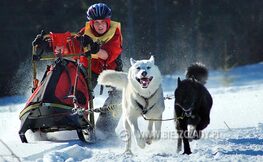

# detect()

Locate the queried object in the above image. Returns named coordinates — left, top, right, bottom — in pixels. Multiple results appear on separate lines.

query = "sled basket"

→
left=19, top=32, right=95, bottom=143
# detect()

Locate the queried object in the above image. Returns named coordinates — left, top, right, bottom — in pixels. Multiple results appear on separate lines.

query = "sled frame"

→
left=20, top=32, right=96, bottom=143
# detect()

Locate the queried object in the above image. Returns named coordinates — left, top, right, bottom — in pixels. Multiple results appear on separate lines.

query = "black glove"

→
left=32, top=30, right=50, bottom=55
left=83, top=42, right=100, bottom=57
left=84, top=51, right=92, bottom=57
left=115, top=55, right=123, bottom=71
left=32, top=30, right=47, bottom=46
left=32, top=54, right=41, bottom=61
left=77, top=35, right=93, bottom=47
left=90, top=42, right=100, bottom=54
left=32, top=35, right=43, bottom=46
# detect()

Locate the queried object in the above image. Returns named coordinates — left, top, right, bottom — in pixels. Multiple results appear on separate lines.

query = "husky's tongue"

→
left=140, top=78, right=150, bottom=88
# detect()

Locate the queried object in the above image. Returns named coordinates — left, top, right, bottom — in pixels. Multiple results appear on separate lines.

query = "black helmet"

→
left=87, top=3, right=112, bottom=20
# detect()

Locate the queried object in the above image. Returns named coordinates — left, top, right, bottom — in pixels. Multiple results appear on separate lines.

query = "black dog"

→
left=174, top=63, right=213, bottom=155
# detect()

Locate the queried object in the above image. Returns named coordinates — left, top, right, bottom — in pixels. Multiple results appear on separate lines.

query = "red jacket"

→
left=78, top=21, right=122, bottom=74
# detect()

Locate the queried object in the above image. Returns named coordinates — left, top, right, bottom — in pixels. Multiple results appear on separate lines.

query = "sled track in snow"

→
left=0, top=139, right=21, bottom=162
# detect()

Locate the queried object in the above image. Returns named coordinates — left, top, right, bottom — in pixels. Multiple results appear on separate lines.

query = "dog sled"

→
left=18, top=31, right=97, bottom=143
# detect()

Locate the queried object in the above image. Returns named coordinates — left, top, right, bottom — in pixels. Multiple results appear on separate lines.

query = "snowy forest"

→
left=0, top=0, right=263, bottom=96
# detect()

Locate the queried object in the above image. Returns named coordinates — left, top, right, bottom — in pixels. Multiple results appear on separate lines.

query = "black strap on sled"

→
left=40, top=65, right=51, bottom=84
left=58, top=58, right=73, bottom=99
left=72, top=59, right=81, bottom=106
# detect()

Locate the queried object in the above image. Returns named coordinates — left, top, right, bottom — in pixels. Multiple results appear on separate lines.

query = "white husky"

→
left=98, top=56, right=165, bottom=154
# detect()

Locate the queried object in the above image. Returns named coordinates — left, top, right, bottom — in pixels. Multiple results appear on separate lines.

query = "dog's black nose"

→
left=141, top=71, right=147, bottom=77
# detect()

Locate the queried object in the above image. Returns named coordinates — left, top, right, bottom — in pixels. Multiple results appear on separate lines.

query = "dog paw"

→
left=153, top=131, right=161, bottom=140
left=146, top=138, right=152, bottom=145
left=176, top=149, right=181, bottom=153
left=183, top=151, right=192, bottom=155
left=137, top=139, right=146, bottom=149
left=145, top=133, right=153, bottom=145
left=123, top=149, right=133, bottom=156
left=177, top=145, right=182, bottom=153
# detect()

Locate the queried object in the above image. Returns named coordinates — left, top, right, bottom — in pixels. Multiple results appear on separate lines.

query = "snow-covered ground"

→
left=0, top=62, right=263, bottom=162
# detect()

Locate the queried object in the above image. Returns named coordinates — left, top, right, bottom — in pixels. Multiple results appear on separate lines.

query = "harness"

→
left=141, top=113, right=184, bottom=122
left=175, top=102, right=195, bottom=118
left=135, top=89, right=158, bottom=114
left=134, top=89, right=185, bottom=122
left=78, top=93, right=185, bottom=122
left=175, top=93, right=204, bottom=120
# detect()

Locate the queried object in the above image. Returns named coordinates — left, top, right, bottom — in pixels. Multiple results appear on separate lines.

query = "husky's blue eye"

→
left=147, top=66, right=151, bottom=70
left=136, top=67, right=141, bottom=70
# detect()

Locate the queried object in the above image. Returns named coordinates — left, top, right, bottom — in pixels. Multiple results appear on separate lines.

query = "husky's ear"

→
left=177, top=77, right=181, bottom=86
left=130, top=58, right=136, bottom=65
left=149, top=55, right=155, bottom=64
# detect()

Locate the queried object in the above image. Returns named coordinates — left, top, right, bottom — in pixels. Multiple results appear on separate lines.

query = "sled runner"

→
left=19, top=32, right=96, bottom=143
